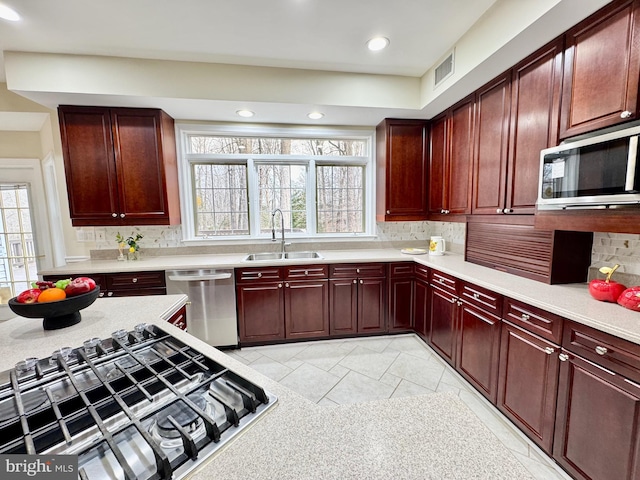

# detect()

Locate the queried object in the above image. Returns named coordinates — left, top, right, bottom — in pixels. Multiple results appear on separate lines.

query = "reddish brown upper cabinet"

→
left=471, top=73, right=511, bottom=215
left=58, top=106, right=181, bottom=227
left=428, top=96, right=474, bottom=219
left=506, top=38, right=563, bottom=214
left=376, top=119, right=429, bottom=221
left=560, top=0, right=640, bottom=138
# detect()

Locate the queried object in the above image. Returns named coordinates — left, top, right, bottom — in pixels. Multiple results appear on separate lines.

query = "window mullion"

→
left=308, top=160, right=317, bottom=235
left=247, top=158, right=261, bottom=237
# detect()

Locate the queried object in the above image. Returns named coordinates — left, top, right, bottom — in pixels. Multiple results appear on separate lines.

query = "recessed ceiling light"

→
left=0, top=3, right=20, bottom=21
left=307, top=112, right=324, bottom=120
left=236, top=109, right=255, bottom=118
left=367, top=36, right=390, bottom=52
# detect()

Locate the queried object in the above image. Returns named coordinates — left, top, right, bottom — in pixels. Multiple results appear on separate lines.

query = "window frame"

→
left=176, top=123, right=376, bottom=243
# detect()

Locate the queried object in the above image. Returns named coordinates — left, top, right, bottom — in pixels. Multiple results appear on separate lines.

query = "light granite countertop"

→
left=0, top=295, right=533, bottom=479
left=39, top=248, right=640, bottom=347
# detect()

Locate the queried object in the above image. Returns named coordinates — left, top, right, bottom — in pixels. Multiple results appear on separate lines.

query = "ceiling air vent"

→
left=434, top=50, right=454, bottom=88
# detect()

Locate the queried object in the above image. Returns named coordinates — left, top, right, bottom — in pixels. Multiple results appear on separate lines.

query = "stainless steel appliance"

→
left=165, top=269, right=238, bottom=348
left=0, top=325, right=276, bottom=479
left=537, top=123, right=640, bottom=210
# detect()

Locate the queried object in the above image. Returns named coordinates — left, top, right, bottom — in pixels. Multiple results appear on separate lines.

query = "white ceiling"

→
left=0, top=0, right=611, bottom=126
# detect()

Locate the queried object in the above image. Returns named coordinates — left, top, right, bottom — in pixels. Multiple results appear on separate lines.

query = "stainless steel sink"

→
left=284, top=251, right=323, bottom=259
left=243, top=252, right=284, bottom=261
left=243, top=251, right=323, bottom=261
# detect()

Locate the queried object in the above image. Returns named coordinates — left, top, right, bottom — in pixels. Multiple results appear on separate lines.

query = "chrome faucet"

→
left=271, top=208, right=290, bottom=254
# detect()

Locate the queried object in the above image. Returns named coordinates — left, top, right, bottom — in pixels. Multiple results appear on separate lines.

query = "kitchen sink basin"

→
left=243, top=251, right=323, bottom=261
left=284, top=251, right=323, bottom=259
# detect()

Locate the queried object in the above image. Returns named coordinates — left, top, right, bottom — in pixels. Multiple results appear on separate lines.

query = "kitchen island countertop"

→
left=0, top=295, right=533, bottom=479
left=39, top=248, right=640, bottom=347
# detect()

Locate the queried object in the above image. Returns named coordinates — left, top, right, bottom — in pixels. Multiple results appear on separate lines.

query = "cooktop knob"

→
left=14, top=357, right=38, bottom=373
left=83, top=337, right=102, bottom=353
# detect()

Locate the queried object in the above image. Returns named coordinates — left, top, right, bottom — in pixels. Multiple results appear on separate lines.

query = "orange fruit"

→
left=38, top=288, right=67, bottom=302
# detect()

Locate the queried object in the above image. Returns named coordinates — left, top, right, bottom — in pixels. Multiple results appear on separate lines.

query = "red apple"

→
left=588, top=264, right=627, bottom=303
left=618, top=286, right=640, bottom=312
left=16, top=288, right=42, bottom=304
left=74, top=277, right=96, bottom=291
left=64, top=277, right=93, bottom=297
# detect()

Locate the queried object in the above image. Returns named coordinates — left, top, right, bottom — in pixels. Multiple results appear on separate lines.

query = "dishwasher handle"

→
left=167, top=273, right=232, bottom=282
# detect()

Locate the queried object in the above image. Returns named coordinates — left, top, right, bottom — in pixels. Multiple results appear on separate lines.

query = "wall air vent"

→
left=434, top=50, right=454, bottom=88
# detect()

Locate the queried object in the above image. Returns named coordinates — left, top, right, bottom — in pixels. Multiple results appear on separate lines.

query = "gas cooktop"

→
left=0, top=324, right=277, bottom=479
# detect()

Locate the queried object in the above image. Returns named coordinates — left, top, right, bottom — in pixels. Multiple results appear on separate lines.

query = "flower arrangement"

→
left=116, top=232, right=143, bottom=260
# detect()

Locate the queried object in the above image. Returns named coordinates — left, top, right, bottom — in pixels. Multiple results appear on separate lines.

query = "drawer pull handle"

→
left=595, top=346, right=608, bottom=356
left=521, top=313, right=530, bottom=321
left=257, top=272, right=262, bottom=278
left=544, top=347, right=555, bottom=355
left=132, top=278, right=138, bottom=283
left=472, top=293, right=480, bottom=299
left=559, top=353, right=569, bottom=362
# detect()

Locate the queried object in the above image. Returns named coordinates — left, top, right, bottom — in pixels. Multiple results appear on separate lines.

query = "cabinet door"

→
left=358, top=277, right=386, bottom=333
left=388, top=276, right=413, bottom=331
left=506, top=38, right=563, bottom=214
left=237, top=282, right=285, bottom=343
left=428, top=113, right=447, bottom=215
left=376, top=120, right=428, bottom=221
left=456, top=303, right=501, bottom=403
left=329, top=279, right=358, bottom=335
left=111, top=108, right=176, bottom=224
left=414, top=277, right=430, bottom=338
left=58, top=106, right=120, bottom=225
left=497, top=322, right=559, bottom=454
left=472, top=73, right=511, bottom=215
left=560, top=0, right=640, bottom=138
left=428, top=286, right=458, bottom=366
left=448, top=97, right=474, bottom=215
left=167, top=305, right=187, bottom=331
left=554, top=351, right=640, bottom=480
left=285, top=280, right=329, bottom=339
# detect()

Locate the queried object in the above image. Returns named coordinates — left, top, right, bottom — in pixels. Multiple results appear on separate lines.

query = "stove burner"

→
left=156, top=396, right=207, bottom=439
left=0, top=388, right=48, bottom=418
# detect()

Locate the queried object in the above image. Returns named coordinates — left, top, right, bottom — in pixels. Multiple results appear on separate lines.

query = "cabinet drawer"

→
left=563, top=321, right=640, bottom=384
left=415, top=264, right=429, bottom=282
left=460, top=281, right=502, bottom=316
left=503, top=298, right=564, bottom=344
left=107, top=271, right=166, bottom=290
left=389, top=263, right=414, bottom=277
left=429, top=269, right=457, bottom=293
left=236, top=267, right=283, bottom=283
left=329, top=263, right=386, bottom=278
left=285, top=264, right=328, bottom=279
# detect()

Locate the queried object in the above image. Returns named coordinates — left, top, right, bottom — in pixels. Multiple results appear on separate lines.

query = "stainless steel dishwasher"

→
left=165, top=269, right=238, bottom=347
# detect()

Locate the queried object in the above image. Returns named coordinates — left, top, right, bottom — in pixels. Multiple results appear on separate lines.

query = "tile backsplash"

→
left=590, top=232, right=640, bottom=284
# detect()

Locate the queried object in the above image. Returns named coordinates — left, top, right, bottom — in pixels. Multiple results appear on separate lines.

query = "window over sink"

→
left=176, top=124, right=374, bottom=241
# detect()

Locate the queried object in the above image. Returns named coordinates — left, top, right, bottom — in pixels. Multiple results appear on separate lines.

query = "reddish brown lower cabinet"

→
left=329, top=264, right=386, bottom=335
left=553, top=350, right=640, bottom=480
left=413, top=265, right=430, bottom=339
left=429, top=284, right=458, bottom=366
left=43, top=271, right=166, bottom=297
left=388, top=263, right=414, bottom=332
left=237, top=281, right=285, bottom=343
left=497, top=321, right=560, bottom=454
left=456, top=301, right=501, bottom=403
left=284, top=279, right=329, bottom=339
left=166, top=305, right=187, bottom=331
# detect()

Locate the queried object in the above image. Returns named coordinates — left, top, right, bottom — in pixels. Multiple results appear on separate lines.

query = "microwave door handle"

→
left=626, top=136, right=638, bottom=191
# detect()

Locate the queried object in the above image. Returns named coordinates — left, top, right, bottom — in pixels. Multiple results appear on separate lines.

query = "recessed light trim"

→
left=236, top=109, right=255, bottom=118
left=367, top=36, right=389, bottom=51
left=0, top=3, right=20, bottom=21
left=307, top=112, right=324, bottom=120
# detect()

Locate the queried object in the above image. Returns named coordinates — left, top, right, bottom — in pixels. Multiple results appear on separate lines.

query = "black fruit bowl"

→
left=8, top=287, right=101, bottom=330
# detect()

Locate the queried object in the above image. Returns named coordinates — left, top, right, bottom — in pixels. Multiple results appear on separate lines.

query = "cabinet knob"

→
left=132, top=278, right=138, bottom=283
left=595, top=346, right=608, bottom=356
left=112, top=213, right=117, bottom=218
left=359, top=280, right=363, bottom=284
left=304, top=270, right=309, bottom=276
left=257, top=272, right=262, bottom=278
left=472, top=293, right=480, bottom=300
left=450, top=297, right=456, bottom=304
left=456, top=300, right=463, bottom=306
left=386, top=210, right=390, bottom=214
left=356, top=268, right=360, bottom=274
left=440, top=209, right=445, bottom=214
left=353, top=279, right=357, bottom=284
left=285, top=282, right=289, bottom=288
left=445, top=210, right=450, bottom=214
left=504, top=208, right=512, bottom=213
left=99, top=292, right=105, bottom=297
left=496, top=208, right=502, bottom=214
left=278, top=283, right=283, bottom=288
left=107, top=292, right=113, bottom=297
left=544, top=347, right=555, bottom=355
left=559, top=353, right=569, bottom=362
left=120, top=213, right=125, bottom=218
left=521, top=313, right=530, bottom=321
left=439, top=278, right=445, bottom=284
left=621, top=110, right=633, bottom=119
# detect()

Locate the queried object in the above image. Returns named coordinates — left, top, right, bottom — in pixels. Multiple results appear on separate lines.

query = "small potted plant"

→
left=116, top=232, right=143, bottom=261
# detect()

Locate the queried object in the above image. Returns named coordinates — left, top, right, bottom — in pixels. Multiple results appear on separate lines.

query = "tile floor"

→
left=224, top=333, right=573, bottom=480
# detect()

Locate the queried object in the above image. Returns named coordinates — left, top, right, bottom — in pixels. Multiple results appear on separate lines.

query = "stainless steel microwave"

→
left=537, top=124, right=640, bottom=210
